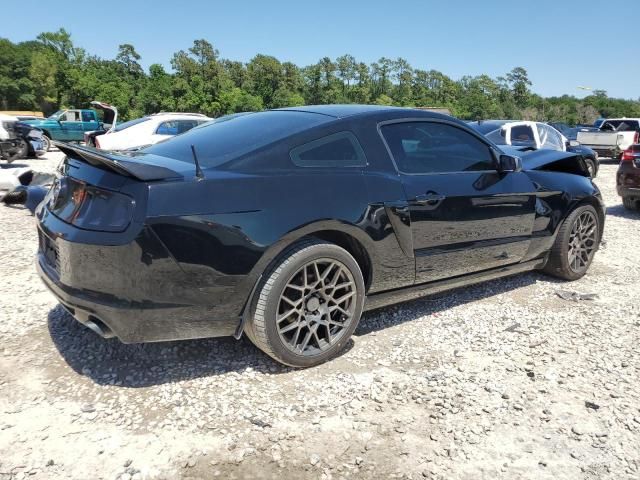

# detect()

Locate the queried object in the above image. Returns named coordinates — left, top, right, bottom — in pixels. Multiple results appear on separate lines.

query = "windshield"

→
left=143, top=110, right=331, bottom=168
left=485, top=128, right=508, bottom=145
left=113, top=117, right=151, bottom=132
left=468, top=121, right=509, bottom=135
left=48, top=111, right=64, bottom=120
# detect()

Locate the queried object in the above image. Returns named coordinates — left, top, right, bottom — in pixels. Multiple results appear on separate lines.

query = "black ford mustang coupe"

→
left=37, top=105, right=605, bottom=367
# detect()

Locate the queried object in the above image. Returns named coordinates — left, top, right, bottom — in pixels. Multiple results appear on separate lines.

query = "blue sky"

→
left=3, top=0, right=637, bottom=99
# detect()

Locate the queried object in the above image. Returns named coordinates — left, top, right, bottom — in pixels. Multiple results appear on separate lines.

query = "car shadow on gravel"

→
left=48, top=271, right=541, bottom=386
left=356, top=271, right=542, bottom=336
left=47, top=305, right=307, bottom=387
left=606, top=204, right=640, bottom=219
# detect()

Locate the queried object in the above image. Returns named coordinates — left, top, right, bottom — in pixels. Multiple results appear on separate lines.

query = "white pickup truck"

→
left=576, top=118, right=640, bottom=159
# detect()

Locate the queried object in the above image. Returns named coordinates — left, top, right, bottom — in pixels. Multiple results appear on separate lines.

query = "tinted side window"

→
left=176, top=120, right=199, bottom=134
left=380, top=122, right=494, bottom=174
left=82, top=111, right=94, bottom=122
left=290, top=131, right=366, bottom=167
left=156, top=121, right=179, bottom=135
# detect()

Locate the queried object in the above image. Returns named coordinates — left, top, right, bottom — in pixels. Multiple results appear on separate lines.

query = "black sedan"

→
left=36, top=106, right=605, bottom=367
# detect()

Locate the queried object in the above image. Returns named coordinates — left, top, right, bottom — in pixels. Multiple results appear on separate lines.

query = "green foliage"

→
left=1, top=29, right=639, bottom=123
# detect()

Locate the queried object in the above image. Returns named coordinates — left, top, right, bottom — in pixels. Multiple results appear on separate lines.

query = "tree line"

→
left=1, top=28, right=639, bottom=124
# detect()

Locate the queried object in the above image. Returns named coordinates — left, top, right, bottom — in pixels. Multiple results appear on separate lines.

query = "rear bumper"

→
left=617, top=185, right=640, bottom=198
left=589, top=147, right=619, bottom=159
left=617, top=163, right=640, bottom=198
left=36, top=223, right=241, bottom=343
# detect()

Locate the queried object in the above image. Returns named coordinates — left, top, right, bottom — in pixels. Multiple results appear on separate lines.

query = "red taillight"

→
left=621, top=149, right=634, bottom=162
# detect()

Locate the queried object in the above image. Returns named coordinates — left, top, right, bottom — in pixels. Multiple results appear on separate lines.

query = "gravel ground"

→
left=0, top=153, right=639, bottom=480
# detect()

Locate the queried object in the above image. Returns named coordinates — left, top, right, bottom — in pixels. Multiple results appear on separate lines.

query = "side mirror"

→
left=498, top=154, right=522, bottom=173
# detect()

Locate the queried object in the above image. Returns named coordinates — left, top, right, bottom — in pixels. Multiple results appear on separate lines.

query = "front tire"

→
left=247, top=239, right=365, bottom=367
left=6, top=139, right=29, bottom=162
left=543, top=205, right=601, bottom=280
left=41, top=135, right=51, bottom=152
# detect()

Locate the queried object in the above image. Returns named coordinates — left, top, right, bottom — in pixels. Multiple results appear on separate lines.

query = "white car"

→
left=468, top=120, right=599, bottom=177
left=94, top=113, right=211, bottom=151
left=469, top=120, right=572, bottom=151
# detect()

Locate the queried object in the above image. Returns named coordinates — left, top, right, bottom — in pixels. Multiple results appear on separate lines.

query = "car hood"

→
left=517, top=148, right=590, bottom=177
left=21, top=118, right=57, bottom=127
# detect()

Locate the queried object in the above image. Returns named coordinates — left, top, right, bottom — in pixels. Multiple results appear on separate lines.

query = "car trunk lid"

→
left=90, top=101, right=118, bottom=132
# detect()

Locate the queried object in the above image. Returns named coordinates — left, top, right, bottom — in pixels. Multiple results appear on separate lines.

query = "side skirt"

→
left=364, top=257, right=546, bottom=312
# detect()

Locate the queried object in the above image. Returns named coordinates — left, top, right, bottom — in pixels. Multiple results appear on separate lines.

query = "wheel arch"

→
left=263, top=220, right=374, bottom=289
left=235, top=221, right=376, bottom=339
left=573, top=196, right=606, bottom=239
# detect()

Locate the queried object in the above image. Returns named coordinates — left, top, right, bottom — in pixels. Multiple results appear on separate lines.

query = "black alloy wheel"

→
left=246, top=239, right=365, bottom=367
left=543, top=204, right=601, bottom=280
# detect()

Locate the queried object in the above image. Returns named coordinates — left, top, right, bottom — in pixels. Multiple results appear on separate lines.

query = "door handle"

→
left=414, top=193, right=446, bottom=205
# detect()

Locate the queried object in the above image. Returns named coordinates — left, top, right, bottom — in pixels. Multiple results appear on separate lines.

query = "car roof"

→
left=273, top=104, right=450, bottom=120
left=150, top=113, right=211, bottom=119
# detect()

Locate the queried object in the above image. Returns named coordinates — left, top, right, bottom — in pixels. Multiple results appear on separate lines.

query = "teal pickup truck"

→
left=21, top=101, right=117, bottom=151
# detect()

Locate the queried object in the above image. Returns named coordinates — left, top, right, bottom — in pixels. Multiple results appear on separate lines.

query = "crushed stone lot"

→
left=1, top=153, right=639, bottom=480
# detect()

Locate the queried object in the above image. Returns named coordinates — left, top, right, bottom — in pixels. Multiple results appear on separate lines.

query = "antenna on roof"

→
left=190, top=144, right=205, bottom=180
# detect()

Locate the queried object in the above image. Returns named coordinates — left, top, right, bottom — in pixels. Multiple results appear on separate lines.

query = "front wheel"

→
left=246, top=239, right=365, bottom=367
left=41, top=135, right=51, bottom=152
left=543, top=205, right=601, bottom=280
left=6, top=139, right=29, bottom=163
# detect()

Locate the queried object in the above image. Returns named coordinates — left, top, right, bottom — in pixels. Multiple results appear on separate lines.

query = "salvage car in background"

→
left=576, top=118, right=640, bottom=159
left=617, top=144, right=640, bottom=211
left=37, top=105, right=605, bottom=367
left=469, top=120, right=599, bottom=177
left=21, top=105, right=109, bottom=151
left=81, top=102, right=118, bottom=148
left=92, top=112, right=211, bottom=151
left=0, top=114, right=45, bottom=162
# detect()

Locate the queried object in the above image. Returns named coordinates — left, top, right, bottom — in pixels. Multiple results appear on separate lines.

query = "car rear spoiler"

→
left=54, top=142, right=182, bottom=181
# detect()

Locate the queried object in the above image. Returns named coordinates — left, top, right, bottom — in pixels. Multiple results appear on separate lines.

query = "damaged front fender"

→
left=520, top=149, right=590, bottom=177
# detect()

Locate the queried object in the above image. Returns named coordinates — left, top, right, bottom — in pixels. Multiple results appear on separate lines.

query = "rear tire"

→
left=247, top=239, right=365, bottom=367
left=623, top=197, right=639, bottom=211
left=543, top=205, right=601, bottom=281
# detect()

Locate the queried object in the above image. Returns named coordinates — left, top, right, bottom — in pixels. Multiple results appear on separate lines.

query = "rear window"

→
left=485, top=128, right=507, bottom=145
left=601, top=120, right=640, bottom=132
left=144, top=111, right=331, bottom=168
left=114, top=117, right=151, bottom=132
